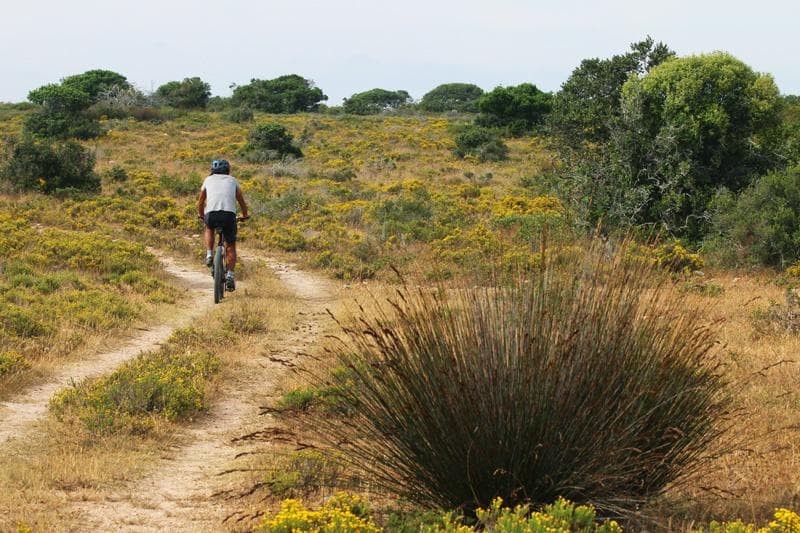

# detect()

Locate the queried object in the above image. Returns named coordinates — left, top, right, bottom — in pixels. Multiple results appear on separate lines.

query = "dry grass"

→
left=655, top=270, right=800, bottom=525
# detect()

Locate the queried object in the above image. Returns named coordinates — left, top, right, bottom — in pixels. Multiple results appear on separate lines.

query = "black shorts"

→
left=204, top=211, right=237, bottom=244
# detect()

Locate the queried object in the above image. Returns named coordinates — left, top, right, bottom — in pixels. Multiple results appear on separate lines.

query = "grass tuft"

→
left=317, top=242, right=730, bottom=515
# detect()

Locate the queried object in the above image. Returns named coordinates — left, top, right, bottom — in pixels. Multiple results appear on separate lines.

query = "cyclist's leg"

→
left=226, top=241, right=236, bottom=271
left=203, top=213, right=215, bottom=265
left=221, top=212, right=238, bottom=273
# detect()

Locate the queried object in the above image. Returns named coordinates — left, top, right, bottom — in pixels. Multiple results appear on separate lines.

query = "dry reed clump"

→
left=316, top=243, right=730, bottom=515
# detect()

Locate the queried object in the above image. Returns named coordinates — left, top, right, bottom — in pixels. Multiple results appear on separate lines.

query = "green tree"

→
left=28, top=84, right=91, bottom=113
left=342, top=88, right=412, bottom=115
left=616, top=52, right=781, bottom=238
left=156, top=77, right=211, bottom=109
left=419, top=83, right=484, bottom=112
left=25, top=83, right=101, bottom=139
left=476, top=83, right=552, bottom=136
left=232, top=74, right=327, bottom=113
left=61, top=69, right=129, bottom=100
left=549, top=37, right=674, bottom=146
left=0, top=136, right=100, bottom=193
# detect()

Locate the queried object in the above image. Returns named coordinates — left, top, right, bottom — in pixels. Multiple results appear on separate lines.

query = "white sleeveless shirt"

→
left=202, top=174, right=240, bottom=214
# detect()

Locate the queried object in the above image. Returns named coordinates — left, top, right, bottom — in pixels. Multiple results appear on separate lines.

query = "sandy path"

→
left=72, top=255, right=334, bottom=532
left=0, top=253, right=213, bottom=446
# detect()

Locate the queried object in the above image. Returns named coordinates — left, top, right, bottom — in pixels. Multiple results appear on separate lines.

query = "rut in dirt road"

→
left=0, top=253, right=214, bottom=447
left=73, top=256, right=336, bottom=532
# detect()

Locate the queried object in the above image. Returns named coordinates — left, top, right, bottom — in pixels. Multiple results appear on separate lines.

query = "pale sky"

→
left=3, top=0, right=799, bottom=104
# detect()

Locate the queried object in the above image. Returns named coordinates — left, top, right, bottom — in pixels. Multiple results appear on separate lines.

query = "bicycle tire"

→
left=213, top=245, right=224, bottom=303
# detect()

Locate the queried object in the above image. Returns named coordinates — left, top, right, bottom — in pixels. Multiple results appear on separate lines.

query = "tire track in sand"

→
left=72, top=254, right=335, bottom=532
left=0, top=253, right=213, bottom=446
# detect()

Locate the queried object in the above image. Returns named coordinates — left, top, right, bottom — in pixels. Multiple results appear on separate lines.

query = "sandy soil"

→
left=0, top=253, right=213, bottom=447
left=70, top=254, right=335, bottom=532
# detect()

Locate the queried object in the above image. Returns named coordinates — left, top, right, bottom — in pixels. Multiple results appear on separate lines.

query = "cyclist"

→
left=197, top=159, right=249, bottom=291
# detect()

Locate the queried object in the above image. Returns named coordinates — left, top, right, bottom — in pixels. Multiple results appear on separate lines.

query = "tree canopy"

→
left=476, top=83, right=552, bottom=136
left=549, top=37, right=674, bottom=146
left=616, top=52, right=781, bottom=237
left=156, top=77, right=211, bottom=109
left=343, top=88, right=412, bottom=115
left=419, top=83, right=484, bottom=113
left=232, top=74, right=327, bottom=113
left=61, top=69, right=130, bottom=100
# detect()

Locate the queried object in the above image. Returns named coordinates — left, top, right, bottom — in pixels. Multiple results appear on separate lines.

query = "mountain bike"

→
left=209, top=216, right=246, bottom=304
left=211, top=225, right=227, bottom=304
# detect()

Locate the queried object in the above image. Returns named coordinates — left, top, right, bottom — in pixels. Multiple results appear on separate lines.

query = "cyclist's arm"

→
left=197, top=188, right=207, bottom=219
left=236, top=187, right=249, bottom=219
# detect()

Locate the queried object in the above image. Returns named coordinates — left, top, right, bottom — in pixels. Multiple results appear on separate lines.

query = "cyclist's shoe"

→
left=226, top=272, right=235, bottom=292
left=205, top=254, right=213, bottom=268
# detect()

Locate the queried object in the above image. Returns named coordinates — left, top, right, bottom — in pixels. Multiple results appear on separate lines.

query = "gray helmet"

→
left=211, top=159, right=230, bottom=174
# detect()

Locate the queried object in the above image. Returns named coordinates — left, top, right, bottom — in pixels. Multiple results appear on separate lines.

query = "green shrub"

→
left=476, top=83, right=552, bottom=136
left=243, top=122, right=303, bottom=161
left=0, top=136, right=100, bottom=193
left=23, top=110, right=102, bottom=139
left=155, top=77, right=211, bottom=109
left=452, top=125, right=508, bottom=162
left=51, top=347, right=220, bottom=434
left=60, top=69, right=129, bottom=100
left=419, top=83, right=484, bottom=113
left=25, top=82, right=102, bottom=138
left=708, top=166, right=800, bottom=267
left=224, top=107, right=254, bottom=123
left=232, top=74, right=327, bottom=113
left=343, top=88, right=412, bottom=115
left=0, top=351, right=30, bottom=377
left=316, top=243, right=728, bottom=514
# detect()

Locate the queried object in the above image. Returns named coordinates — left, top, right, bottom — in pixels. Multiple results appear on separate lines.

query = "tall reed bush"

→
left=319, top=244, right=729, bottom=514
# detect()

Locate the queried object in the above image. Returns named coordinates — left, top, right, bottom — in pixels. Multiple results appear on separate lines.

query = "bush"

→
left=50, top=347, right=220, bottom=434
left=155, top=77, right=211, bottom=109
left=23, top=110, right=102, bottom=139
left=61, top=69, right=129, bottom=100
left=224, top=107, right=254, bottom=123
left=258, top=494, right=378, bottom=533
left=0, top=136, right=100, bottom=193
left=343, top=88, right=412, bottom=115
left=452, top=125, right=508, bottom=161
left=232, top=74, right=327, bottom=113
left=476, top=83, right=552, bottom=136
left=419, top=83, right=484, bottom=113
left=0, top=351, right=30, bottom=377
left=243, top=122, right=303, bottom=161
left=316, top=244, right=728, bottom=514
left=707, top=166, right=800, bottom=267
left=25, top=82, right=101, bottom=138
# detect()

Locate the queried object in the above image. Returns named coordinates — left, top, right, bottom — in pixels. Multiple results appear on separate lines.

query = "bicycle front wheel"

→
left=213, top=246, right=224, bottom=304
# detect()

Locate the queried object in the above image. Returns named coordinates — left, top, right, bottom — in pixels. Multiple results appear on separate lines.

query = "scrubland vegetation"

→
left=2, top=36, right=800, bottom=531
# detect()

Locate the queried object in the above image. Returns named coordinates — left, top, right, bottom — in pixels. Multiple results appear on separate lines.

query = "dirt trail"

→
left=72, top=254, right=335, bottom=532
left=0, top=253, right=213, bottom=446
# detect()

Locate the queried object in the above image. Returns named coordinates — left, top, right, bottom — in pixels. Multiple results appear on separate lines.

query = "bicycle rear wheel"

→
left=213, top=245, right=224, bottom=303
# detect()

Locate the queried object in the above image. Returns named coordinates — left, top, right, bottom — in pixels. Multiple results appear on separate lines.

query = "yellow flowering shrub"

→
left=50, top=342, right=220, bottom=434
left=258, top=493, right=379, bottom=533
left=629, top=241, right=704, bottom=274
left=785, top=261, right=800, bottom=278
left=259, top=496, right=800, bottom=533
left=702, top=508, right=800, bottom=532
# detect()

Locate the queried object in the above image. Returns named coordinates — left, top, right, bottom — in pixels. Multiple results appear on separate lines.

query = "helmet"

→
left=211, top=159, right=231, bottom=175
